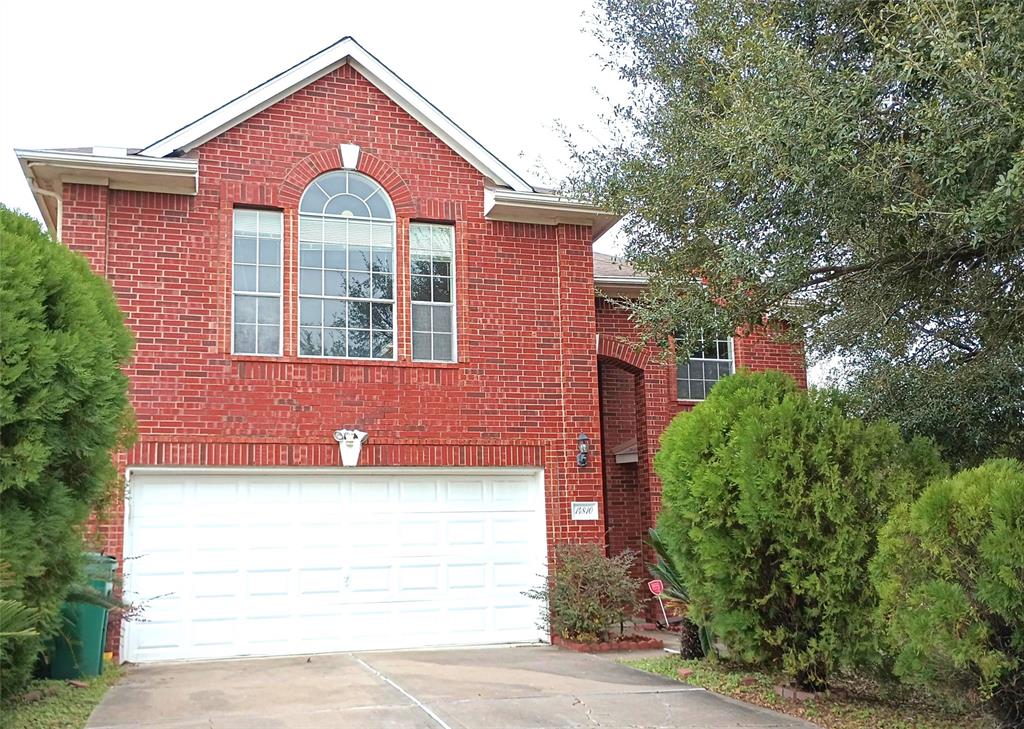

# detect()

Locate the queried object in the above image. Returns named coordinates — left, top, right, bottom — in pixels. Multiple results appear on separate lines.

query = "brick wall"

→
left=60, top=64, right=606, bottom=654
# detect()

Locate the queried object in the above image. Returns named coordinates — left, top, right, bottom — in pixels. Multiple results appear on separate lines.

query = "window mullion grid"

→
left=233, top=209, right=282, bottom=356
left=411, top=224, right=455, bottom=363
left=298, top=212, right=394, bottom=360
left=676, top=336, right=734, bottom=402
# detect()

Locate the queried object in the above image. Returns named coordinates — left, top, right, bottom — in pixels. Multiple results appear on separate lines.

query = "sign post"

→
left=648, top=579, right=670, bottom=628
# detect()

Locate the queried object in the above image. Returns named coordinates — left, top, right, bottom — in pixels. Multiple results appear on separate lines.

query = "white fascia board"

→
left=594, top=275, right=648, bottom=286
left=595, top=277, right=648, bottom=298
left=15, top=148, right=198, bottom=178
left=136, top=37, right=532, bottom=193
left=15, top=148, right=199, bottom=235
left=15, top=153, right=58, bottom=233
left=485, top=188, right=620, bottom=239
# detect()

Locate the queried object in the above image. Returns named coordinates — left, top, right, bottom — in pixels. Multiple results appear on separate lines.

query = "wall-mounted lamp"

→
left=576, top=433, right=590, bottom=468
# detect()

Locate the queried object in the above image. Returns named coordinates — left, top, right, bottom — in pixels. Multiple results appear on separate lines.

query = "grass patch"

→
left=0, top=664, right=122, bottom=729
left=623, top=656, right=999, bottom=729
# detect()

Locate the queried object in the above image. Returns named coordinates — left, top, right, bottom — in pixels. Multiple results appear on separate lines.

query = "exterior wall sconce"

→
left=334, top=428, right=368, bottom=467
left=576, top=433, right=590, bottom=468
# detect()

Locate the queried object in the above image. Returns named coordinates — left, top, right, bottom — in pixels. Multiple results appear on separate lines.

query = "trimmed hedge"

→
left=872, top=458, right=1024, bottom=724
left=0, top=207, right=134, bottom=697
left=654, top=371, right=943, bottom=688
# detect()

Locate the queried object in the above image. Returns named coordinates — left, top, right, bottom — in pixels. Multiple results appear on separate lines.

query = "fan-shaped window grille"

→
left=298, top=171, right=396, bottom=359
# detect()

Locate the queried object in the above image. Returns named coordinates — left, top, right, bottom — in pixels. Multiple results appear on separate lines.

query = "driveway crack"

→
left=352, top=654, right=454, bottom=729
left=572, top=694, right=602, bottom=726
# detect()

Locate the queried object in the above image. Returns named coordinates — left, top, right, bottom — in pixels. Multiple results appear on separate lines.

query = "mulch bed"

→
left=552, top=634, right=664, bottom=652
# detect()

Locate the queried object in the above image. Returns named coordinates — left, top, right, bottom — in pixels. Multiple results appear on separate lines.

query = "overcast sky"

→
left=1, top=1, right=833, bottom=382
left=0, top=0, right=628, bottom=252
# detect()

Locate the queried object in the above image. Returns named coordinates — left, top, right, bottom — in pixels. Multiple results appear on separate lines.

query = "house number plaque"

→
left=570, top=501, right=599, bottom=520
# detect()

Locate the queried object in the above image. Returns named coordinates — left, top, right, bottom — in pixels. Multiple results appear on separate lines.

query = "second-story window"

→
left=233, top=209, right=282, bottom=355
left=677, top=335, right=734, bottom=401
left=410, top=223, right=455, bottom=362
left=298, top=171, right=395, bottom=359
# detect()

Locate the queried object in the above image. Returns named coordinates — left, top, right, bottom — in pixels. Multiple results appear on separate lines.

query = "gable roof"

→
left=16, top=37, right=618, bottom=240
left=137, top=36, right=532, bottom=193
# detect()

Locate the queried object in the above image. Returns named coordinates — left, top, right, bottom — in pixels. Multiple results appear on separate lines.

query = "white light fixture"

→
left=339, top=143, right=360, bottom=170
left=333, top=428, right=368, bottom=467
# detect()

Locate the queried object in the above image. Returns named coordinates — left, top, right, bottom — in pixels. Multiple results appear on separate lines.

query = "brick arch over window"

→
left=279, top=148, right=415, bottom=215
left=596, top=334, right=650, bottom=373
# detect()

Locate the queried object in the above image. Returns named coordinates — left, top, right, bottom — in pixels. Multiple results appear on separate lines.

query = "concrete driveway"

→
left=86, top=646, right=814, bottom=728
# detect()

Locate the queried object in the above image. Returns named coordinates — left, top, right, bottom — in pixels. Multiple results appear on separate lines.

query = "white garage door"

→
left=122, top=468, right=547, bottom=663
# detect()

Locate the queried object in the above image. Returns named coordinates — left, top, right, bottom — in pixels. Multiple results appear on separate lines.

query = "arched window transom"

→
left=299, top=170, right=395, bottom=221
left=298, top=171, right=395, bottom=360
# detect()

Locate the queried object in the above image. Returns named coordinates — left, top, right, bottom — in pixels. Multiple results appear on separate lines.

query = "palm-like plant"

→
left=0, top=600, right=40, bottom=639
left=0, top=562, right=39, bottom=639
left=648, top=528, right=714, bottom=658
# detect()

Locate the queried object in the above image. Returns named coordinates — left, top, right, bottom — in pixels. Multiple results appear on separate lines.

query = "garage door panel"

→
left=246, top=569, right=290, bottom=597
left=447, top=519, right=486, bottom=545
left=351, top=478, right=392, bottom=502
left=493, top=517, right=535, bottom=544
left=124, top=469, right=546, bottom=662
left=135, top=621, right=184, bottom=653
left=190, top=618, right=236, bottom=647
left=191, top=570, right=241, bottom=598
left=447, top=563, right=487, bottom=589
left=401, top=479, right=442, bottom=502
left=446, top=479, right=485, bottom=502
left=495, top=565, right=538, bottom=592
left=349, top=564, right=391, bottom=592
left=195, top=483, right=241, bottom=504
left=298, top=567, right=346, bottom=595
left=348, top=520, right=392, bottom=548
left=133, top=482, right=186, bottom=506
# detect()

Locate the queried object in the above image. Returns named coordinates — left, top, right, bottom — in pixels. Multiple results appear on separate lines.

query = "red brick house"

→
left=16, top=37, right=804, bottom=663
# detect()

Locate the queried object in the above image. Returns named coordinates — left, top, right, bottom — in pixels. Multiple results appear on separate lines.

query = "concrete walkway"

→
left=87, top=646, right=815, bottom=728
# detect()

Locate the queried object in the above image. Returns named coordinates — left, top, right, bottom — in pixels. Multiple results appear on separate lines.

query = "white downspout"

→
left=26, top=164, right=62, bottom=240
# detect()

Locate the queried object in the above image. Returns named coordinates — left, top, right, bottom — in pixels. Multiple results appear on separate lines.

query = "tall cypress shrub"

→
left=872, top=459, right=1024, bottom=724
left=654, top=371, right=943, bottom=688
left=0, top=206, right=133, bottom=696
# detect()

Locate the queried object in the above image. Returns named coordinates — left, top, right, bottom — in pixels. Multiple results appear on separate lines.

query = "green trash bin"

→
left=50, top=553, right=117, bottom=679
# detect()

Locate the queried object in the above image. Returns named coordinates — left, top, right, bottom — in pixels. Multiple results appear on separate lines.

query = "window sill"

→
left=230, top=353, right=461, bottom=369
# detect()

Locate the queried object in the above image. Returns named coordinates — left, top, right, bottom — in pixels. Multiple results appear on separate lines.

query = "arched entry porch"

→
left=596, top=334, right=655, bottom=572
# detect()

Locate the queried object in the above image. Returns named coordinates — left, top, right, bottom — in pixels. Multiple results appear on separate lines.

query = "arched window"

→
left=298, top=171, right=395, bottom=359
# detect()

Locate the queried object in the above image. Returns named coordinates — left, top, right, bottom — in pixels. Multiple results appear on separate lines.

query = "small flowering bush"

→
left=526, top=543, right=641, bottom=642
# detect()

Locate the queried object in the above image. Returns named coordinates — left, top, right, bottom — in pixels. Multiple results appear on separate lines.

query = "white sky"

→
left=0, top=0, right=625, bottom=253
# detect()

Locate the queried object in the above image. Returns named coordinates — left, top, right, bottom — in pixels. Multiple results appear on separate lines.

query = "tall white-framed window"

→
left=677, top=335, right=734, bottom=401
left=232, top=209, right=282, bottom=356
left=410, top=223, right=456, bottom=362
left=297, top=171, right=396, bottom=360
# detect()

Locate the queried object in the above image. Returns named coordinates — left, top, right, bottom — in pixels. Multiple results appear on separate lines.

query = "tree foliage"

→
left=572, top=0, right=1024, bottom=465
left=654, top=370, right=943, bottom=688
left=0, top=207, right=134, bottom=696
left=872, top=458, right=1024, bottom=724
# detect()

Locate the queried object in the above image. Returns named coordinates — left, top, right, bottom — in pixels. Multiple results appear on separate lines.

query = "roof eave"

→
left=14, top=148, right=199, bottom=235
left=595, top=277, right=647, bottom=298
left=484, top=188, right=619, bottom=239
